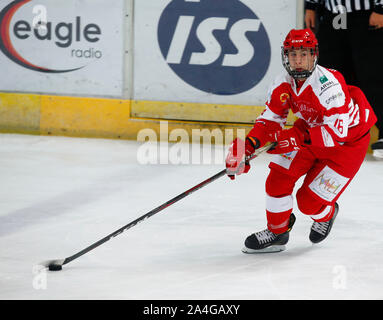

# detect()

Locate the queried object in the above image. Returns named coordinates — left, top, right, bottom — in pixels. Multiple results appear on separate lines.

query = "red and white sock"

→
left=309, top=204, right=335, bottom=222
left=266, top=194, right=293, bottom=234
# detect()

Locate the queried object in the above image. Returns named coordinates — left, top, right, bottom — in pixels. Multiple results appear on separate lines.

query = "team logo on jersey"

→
left=157, top=0, right=271, bottom=95
left=280, top=92, right=290, bottom=104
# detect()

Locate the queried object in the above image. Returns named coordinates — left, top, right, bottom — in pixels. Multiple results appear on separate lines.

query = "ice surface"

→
left=0, top=133, right=382, bottom=300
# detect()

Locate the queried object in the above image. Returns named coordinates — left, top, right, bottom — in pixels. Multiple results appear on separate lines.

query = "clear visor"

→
left=281, top=47, right=318, bottom=80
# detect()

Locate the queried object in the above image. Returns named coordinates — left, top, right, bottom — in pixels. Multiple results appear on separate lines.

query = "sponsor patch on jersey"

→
left=319, top=81, right=339, bottom=96
left=309, top=166, right=349, bottom=201
left=321, top=127, right=335, bottom=147
left=319, top=75, right=328, bottom=84
left=325, top=92, right=344, bottom=105
left=271, top=151, right=297, bottom=169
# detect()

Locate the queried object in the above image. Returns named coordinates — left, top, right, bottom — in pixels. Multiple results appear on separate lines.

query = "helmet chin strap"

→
left=290, top=70, right=312, bottom=80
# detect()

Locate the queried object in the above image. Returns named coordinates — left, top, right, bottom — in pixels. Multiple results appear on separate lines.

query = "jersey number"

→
left=334, top=119, right=344, bottom=135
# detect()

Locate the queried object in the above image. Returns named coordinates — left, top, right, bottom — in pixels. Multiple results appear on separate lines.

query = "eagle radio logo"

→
left=0, top=0, right=102, bottom=73
left=158, top=0, right=271, bottom=95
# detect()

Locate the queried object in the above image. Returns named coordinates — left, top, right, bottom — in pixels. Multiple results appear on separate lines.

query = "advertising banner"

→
left=0, top=0, right=126, bottom=97
left=134, top=0, right=301, bottom=105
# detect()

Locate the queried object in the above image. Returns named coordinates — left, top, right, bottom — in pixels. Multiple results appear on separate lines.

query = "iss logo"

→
left=157, top=0, right=271, bottom=95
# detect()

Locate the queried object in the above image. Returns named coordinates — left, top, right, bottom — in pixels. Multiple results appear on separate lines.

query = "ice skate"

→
left=309, top=203, right=339, bottom=244
left=242, top=214, right=296, bottom=253
left=371, top=139, right=383, bottom=159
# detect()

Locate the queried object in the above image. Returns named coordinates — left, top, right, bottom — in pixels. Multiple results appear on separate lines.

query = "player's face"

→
left=288, top=48, right=315, bottom=73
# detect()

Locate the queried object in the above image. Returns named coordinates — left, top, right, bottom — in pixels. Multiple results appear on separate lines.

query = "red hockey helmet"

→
left=281, top=29, right=319, bottom=80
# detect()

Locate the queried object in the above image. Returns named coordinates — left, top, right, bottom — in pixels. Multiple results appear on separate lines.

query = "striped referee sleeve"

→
left=305, top=0, right=319, bottom=10
left=306, top=0, right=383, bottom=13
left=374, top=0, right=383, bottom=13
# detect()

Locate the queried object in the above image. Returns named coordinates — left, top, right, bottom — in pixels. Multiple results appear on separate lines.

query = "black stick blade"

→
left=39, top=259, right=65, bottom=271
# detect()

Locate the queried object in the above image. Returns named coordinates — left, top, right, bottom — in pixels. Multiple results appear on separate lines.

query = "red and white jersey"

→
left=251, top=65, right=376, bottom=148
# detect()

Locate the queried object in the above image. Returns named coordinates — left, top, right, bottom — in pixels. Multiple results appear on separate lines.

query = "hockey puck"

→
left=48, top=264, right=62, bottom=271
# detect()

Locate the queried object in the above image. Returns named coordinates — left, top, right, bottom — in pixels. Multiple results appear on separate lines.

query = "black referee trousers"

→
left=315, top=10, right=383, bottom=138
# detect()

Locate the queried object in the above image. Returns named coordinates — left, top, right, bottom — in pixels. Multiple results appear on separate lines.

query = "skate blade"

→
left=373, top=150, right=383, bottom=160
left=242, top=245, right=286, bottom=254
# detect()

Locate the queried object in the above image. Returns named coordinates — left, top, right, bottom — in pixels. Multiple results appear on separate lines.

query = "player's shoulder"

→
left=309, top=65, right=347, bottom=109
left=320, top=66, right=347, bottom=83
left=272, top=70, right=291, bottom=85
left=313, top=65, right=347, bottom=86
left=268, top=70, right=292, bottom=93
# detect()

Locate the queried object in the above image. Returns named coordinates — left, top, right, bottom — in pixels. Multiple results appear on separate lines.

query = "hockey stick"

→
left=39, top=142, right=276, bottom=271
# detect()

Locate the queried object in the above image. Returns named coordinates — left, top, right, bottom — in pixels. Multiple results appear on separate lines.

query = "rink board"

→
left=0, top=91, right=378, bottom=150
left=0, top=92, right=260, bottom=143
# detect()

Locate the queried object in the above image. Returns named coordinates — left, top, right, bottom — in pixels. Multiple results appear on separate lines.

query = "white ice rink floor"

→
left=1, top=133, right=383, bottom=300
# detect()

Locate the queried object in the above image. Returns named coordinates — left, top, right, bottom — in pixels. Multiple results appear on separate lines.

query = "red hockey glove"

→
left=225, top=137, right=259, bottom=180
left=267, top=127, right=308, bottom=154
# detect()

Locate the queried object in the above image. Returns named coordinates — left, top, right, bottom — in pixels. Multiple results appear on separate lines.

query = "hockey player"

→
left=225, top=29, right=376, bottom=253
